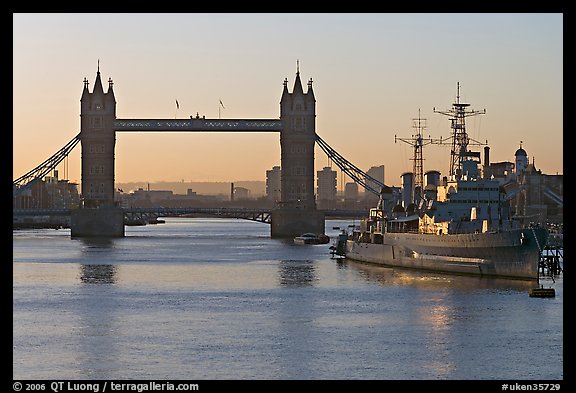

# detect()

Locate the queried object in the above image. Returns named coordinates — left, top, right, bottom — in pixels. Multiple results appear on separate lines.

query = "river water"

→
left=13, top=218, right=563, bottom=380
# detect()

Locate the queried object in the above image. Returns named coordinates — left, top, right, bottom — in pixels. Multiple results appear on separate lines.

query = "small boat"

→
left=148, top=218, right=165, bottom=224
left=330, top=230, right=349, bottom=259
left=294, top=233, right=330, bottom=245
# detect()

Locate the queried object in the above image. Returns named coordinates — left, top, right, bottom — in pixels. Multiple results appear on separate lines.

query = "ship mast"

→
left=395, top=109, right=442, bottom=204
left=433, top=82, right=487, bottom=180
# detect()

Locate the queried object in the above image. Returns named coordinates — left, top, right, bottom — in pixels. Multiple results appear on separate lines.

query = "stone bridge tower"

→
left=79, top=64, right=117, bottom=208
left=71, top=65, right=124, bottom=237
left=271, top=66, right=325, bottom=238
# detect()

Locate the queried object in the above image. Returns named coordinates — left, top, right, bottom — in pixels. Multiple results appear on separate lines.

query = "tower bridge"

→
left=13, top=64, right=392, bottom=238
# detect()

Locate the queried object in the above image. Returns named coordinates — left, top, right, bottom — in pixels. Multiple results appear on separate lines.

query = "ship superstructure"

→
left=342, top=84, right=548, bottom=280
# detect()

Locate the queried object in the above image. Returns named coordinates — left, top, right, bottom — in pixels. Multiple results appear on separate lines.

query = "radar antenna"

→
left=432, top=82, right=487, bottom=180
left=395, top=109, right=442, bottom=204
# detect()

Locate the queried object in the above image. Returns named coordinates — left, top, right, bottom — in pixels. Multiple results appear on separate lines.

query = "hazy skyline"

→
left=13, top=13, right=563, bottom=189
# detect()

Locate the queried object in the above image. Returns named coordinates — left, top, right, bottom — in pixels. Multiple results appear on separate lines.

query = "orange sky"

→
left=13, top=13, right=563, bottom=189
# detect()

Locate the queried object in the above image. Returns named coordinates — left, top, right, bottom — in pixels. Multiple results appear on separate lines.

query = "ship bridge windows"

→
left=386, top=219, right=418, bottom=233
left=458, top=186, right=499, bottom=192
left=450, top=199, right=498, bottom=204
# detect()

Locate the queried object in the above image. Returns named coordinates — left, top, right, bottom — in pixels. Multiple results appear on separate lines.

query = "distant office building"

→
left=317, top=166, right=337, bottom=209
left=233, top=187, right=250, bottom=200
left=365, top=165, right=385, bottom=193
left=131, top=189, right=173, bottom=202
left=120, top=187, right=221, bottom=208
left=266, top=166, right=281, bottom=202
left=363, top=165, right=385, bottom=206
left=344, top=182, right=359, bottom=201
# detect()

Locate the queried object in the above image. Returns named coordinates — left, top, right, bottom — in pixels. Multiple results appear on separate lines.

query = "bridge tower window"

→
left=89, top=144, right=105, bottom=153
left=293, top=117, right=305, bottom=131
left=90, top=117, right=103, bottom=129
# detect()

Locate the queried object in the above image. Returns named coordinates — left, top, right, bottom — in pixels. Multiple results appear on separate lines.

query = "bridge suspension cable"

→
left=13, top=133, right=81, bottom=196
left=315, top=133, right=391, bottom=196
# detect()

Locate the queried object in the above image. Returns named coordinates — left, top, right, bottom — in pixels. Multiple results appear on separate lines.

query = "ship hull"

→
left=345, top=227, right=547, bottom=280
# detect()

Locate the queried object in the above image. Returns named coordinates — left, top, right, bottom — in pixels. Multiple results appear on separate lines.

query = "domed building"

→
left=493, top=141, right=563, bottom=226
left=514, top=141, right=528, bottom=176
left=511, top=152, right=563, bottom=225
left=513, top=157, right=544, bottom=222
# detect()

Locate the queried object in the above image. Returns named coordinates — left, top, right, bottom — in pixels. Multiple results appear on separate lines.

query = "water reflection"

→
left=77, top=237, right=116, bottom=248
left=419, top=301, right=457, bottom=377
left=275, top=259, right=319, bottom=379
left=278, top=260, right=317, bottom=287
left=339, top=259, right=535, bottom=292
left=74, top=263, right=120, bottom=379
left=79, top=264, right=118, bottom=285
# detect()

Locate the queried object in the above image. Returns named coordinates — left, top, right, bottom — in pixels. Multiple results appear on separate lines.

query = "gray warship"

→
left=342, top=84, right=548, bottom=280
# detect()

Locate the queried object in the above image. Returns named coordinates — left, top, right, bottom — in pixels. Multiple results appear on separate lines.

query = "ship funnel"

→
left=484, top=146, right=491, bottom=178
left=401, top=172, right=413, bottom=208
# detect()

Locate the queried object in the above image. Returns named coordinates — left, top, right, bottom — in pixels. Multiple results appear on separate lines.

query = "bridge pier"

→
left=70, top=207, right=125, bottom=238
left=270, top=208, right=325, bottom=239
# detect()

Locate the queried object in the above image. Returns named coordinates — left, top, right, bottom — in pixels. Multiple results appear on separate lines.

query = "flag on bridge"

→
left=219, top=100, right=225, bottom=109
left=176, top=99, right=180, bottom=109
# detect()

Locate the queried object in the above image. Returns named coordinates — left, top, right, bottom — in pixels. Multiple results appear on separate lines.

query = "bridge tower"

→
left=271, top=64, right=325, bottom=238
left=71, top=64, right=124, bottom=237
left=79, top=63, right=117, bottom=208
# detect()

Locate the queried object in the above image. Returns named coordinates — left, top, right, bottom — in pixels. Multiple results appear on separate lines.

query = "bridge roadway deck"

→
left=113, top=118, right=283, bottom=132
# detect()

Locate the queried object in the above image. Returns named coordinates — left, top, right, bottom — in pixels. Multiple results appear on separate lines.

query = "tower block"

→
left=271, top=67, right=325, bottom=238
left=71, top=65, right=124, bottom=237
